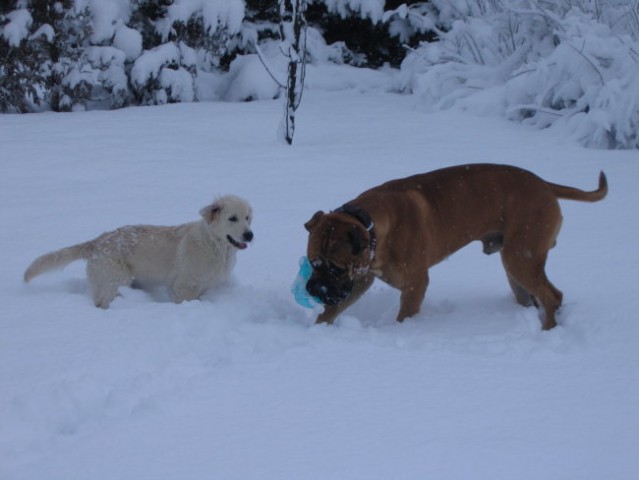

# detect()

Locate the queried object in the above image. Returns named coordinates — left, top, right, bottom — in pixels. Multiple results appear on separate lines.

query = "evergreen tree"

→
left=129, top=0, right=172, bottom=50
left=0, top=1, right=52, bottom=112
left=129, top=0, right=237, bottom=105
left=1, top=0, right=434, bottom=114
left=47, top=2, right=95, bottom=111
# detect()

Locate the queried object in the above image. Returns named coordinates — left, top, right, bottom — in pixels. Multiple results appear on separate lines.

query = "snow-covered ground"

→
left=1, top=68, right=637, bottom=479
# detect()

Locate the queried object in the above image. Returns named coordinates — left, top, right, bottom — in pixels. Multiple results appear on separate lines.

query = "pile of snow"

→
left=217, top=39, right=285, bottom=102
left=112, top=23, right=143, bottom=61
left=394, top=0, right=639, bottom=149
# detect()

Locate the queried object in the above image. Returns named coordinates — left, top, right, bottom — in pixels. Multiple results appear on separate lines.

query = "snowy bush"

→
left=113, top=23, right=143, bottom=61
left=320, top=0, right=385, bottom=23
left=2, top=0, right=433, bottom=114
left=117, top=0, right=245, bottom=105
left=0, top=1, right=133, bottom=112
left=85, top=46, right=130, bottom=108
left=395, top=0, right=639, bottom=149
left=1, top=8, right=32, bottom=46
left=48, top=2, right=116, bottom=112
left=1, top=0, right=246, bottom=111
left=130, top=42, right=190, bottom=104
left=306, top=0, right=430, bottom=67
left=160, top=0, right=244, bottom=70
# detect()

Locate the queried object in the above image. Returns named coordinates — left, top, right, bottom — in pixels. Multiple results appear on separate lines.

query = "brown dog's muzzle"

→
left=305, top=260, right=354, bottom=305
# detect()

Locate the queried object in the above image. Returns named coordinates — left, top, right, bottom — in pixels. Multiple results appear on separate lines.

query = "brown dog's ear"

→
left=200, top=202, right=222, bottom=224
left=348, top=225, right=366, bottom=255
left=304, top=211, right=325, bottom=231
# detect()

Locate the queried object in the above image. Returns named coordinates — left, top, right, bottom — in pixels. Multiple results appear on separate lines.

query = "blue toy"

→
left=291, top=256, right=322, bottom=309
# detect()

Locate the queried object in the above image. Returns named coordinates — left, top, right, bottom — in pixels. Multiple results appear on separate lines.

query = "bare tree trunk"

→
left=279, top=0, right=307, bottom=145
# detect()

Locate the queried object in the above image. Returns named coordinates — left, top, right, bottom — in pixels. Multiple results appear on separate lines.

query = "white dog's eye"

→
left=229, top=215, right=238, bottom=222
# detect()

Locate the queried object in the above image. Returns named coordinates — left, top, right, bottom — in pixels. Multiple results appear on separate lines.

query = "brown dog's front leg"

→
left=315, top=305, right=341, bottom=325
left=315, top=273, right=375, bottom=324
left=396, top=272, right=429, bottom=322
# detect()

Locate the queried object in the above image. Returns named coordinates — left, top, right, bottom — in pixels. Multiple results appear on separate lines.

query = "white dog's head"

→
left=200, top=195, right=253, bottom=249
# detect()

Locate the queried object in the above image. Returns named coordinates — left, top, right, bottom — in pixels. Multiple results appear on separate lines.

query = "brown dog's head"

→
left=304, top=210, right=373, bottom=305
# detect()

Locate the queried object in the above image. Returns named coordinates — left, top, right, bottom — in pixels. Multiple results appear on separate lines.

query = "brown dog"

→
left=304, top=164, right=607, bottom=330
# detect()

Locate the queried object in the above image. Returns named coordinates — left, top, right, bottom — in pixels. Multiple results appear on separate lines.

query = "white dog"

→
left=24, top=195, right=253, bottom=308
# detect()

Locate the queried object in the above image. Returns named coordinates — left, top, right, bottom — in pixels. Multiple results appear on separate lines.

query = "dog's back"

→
left=23, top=225, right=173, bottom=284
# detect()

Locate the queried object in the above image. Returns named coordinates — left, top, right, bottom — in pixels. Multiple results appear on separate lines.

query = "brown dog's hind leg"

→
left=315, top=273, right=375, bottom=325
left=506, top=273, right=534, bottom=307
left=501, top=249, right=563, bottom=330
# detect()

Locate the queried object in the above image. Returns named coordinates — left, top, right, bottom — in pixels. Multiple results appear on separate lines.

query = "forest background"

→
left=1, top=0, right=638, bottom=149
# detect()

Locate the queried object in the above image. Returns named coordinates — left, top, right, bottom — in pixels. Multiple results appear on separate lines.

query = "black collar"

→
left=334, top=203, right=377, bottom=259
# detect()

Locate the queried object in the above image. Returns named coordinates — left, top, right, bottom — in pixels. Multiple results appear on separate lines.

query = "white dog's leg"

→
left=87, top=259, right=132, bottom=309
left=171, top=279, right=203, bottom=303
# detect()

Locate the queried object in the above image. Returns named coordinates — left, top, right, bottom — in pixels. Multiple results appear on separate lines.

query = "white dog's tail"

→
left=24, top=241, right=93, bottom=283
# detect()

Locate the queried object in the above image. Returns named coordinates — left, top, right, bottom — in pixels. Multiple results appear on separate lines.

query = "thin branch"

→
left=508, top=104, right=564, bottom=117
left=566, top=41, right=605, bottom=86
left=253, top=39, right=286, bottom=89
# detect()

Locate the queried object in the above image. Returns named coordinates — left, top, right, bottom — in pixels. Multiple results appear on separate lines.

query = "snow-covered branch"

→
left=395, top=0, right=639, bottom=149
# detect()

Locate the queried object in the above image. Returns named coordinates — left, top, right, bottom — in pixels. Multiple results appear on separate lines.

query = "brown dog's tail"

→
left=548, top=171, right=608, bottom=202
left=24, top=241, right=92, bottom=283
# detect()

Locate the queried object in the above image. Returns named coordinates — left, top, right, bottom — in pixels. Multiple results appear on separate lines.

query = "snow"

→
left=131, top=43, right=181, bottom=87
left=218, top=53, right=282, bottom=102
left=167, top=0, right=245, bottom=35
left=323, top=0, right=385, bottom=23
left=1, top=65, right=638, bottom=479
left=129, top=42, right=197, bottom=105
left=1, top=9, right=32, bottom=47
left=87, top=0, right=131, bottom=44
left=112, top=23, right=143, bottom=61
left=86, top=46, right=127, bottom=68
left=29, top=24, right=55, bottom=44
left=155, top=0, right=245, bottom=41
left=159, top=66, right=195, bottom=103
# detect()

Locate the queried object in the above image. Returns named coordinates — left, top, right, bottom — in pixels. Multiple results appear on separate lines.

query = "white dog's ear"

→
left=200, top=202, right=222, bottom=224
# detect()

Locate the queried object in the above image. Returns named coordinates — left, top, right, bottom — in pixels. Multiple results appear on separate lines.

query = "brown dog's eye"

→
left=328, top=262, right=346, bottom=276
